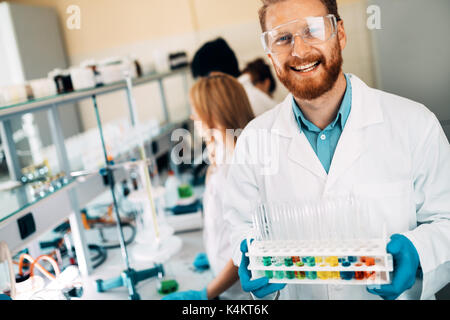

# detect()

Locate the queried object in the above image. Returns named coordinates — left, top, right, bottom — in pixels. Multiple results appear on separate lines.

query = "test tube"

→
left=284, top=257, right=295, bottom=279
left=340, top=261, right=354, bottom=280
left=317, top=264, right=330, bottom=280
left=365, top=257, right=375, bottom=266
left=348, top=256, right=357, bottom=263
left=295, top=261, right=305, bottom=279
left=275, top=260, right=284, bottom=280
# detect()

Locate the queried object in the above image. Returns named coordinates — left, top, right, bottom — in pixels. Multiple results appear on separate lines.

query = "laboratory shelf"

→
left=0, top=177, right=75, bottom=224
left=0, top=66, right=191, bottom=275
left=0, top=67, right=189, bottom=120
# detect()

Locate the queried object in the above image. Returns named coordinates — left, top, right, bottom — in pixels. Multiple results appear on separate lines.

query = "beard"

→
left=274, top=39, right=343, bottom=101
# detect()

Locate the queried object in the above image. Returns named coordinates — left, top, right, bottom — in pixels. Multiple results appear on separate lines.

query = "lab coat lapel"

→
left=325, top=74, right=384, bottom=191
left=272, top=95, right=327, bottom=181
left=288, top=132, right=328, bottom=180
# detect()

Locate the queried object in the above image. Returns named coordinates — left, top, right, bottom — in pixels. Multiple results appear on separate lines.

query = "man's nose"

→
left=291, top=35, right=312, bottom=58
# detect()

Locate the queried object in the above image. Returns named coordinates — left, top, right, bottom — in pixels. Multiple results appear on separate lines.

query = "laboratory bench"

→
left=78, top=229, right=214, bottom=300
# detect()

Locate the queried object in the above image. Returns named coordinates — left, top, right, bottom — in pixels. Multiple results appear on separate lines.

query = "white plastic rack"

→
left=247, top=239, right=393, bottom=285
left=248, top=200, right=394, bottom=285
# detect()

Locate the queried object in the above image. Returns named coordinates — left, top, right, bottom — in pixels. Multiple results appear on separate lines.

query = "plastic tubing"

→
left=18, top=254, right=59, bottom=281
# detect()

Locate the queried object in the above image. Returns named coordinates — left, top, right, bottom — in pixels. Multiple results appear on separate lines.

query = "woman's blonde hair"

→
left=189, top=72, right=255, bottom=138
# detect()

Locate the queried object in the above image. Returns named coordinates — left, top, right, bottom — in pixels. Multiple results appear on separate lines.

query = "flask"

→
left=164, top=170, right=180, bottom=208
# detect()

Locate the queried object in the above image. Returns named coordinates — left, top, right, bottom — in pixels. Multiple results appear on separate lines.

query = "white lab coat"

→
left=224, top=74, right=450, bottom=300
left=202, top=163, right=250, bottom=300
left=238, top=74, right=277, bottom=117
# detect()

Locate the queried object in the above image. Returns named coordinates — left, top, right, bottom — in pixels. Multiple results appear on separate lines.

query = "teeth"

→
left=294, top=61, right=319, bottom=71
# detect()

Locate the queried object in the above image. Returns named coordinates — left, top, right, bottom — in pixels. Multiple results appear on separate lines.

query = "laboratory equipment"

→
left=124, top=160, right=182, bottom=263
left=246, top=197, right=394, bottom=285
left=69, top=67, right=96, bottom=91
left=158, top=279, right=179, bottom=295
left=169, top=52, right=189, bottom=70
left=164, top=170, right=180, bottom=208
left=28, top=78, right=57, bottom=99
left=48, top=69, right=74, bottom=94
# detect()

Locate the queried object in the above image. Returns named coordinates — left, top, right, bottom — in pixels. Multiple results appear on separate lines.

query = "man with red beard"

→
left=223, top=0, right=450, bottom=300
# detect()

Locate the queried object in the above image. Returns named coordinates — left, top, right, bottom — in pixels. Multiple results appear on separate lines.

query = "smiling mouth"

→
left=290, top=60, right=321, bottom=73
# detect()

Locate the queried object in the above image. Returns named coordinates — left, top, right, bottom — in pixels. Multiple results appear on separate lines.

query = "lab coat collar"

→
left=272, top=74, right=384, bottom=137
left=238, top=73, right=252, bottom=85
left=271, top=74, right=384, bottom=182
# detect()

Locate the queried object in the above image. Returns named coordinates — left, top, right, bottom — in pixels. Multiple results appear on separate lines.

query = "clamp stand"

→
left=91, top=95, right=163, bottom=300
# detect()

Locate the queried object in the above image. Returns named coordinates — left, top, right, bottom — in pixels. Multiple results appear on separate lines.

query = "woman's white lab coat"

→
left=238, top=74, right=277, bottom=117
left=202, top=163, right=250, bottom=300
left=224, top=74, right=450, bottom=300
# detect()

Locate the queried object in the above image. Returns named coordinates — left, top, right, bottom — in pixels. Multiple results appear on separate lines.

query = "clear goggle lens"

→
left=261, top=15, right=338, bottom=54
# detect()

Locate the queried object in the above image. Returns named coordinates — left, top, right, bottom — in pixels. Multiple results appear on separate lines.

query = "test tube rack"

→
left=246, top=238, right=393, bottom=285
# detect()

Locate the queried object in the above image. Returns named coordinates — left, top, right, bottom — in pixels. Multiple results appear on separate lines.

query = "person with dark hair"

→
left=239, top=58, right=278, bottom=115
left=191, top=38, right=277, bottom=116
left=191, top=37, right=241, bottom=79
left=242, top=58, right=276, bottom=97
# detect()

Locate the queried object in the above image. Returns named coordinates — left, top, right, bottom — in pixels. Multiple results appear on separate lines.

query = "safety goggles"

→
left=261, top=14, right=338, bottom=54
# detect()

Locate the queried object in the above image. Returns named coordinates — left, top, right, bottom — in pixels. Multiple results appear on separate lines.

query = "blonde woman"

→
left=163, top=72, right=255, bottom=300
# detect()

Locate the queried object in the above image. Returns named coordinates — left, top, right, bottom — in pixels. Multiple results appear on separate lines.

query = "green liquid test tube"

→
left=263, top=257, right=272, bottom=266
left=265, top=270, right=274, bottom=279
left=275, top=262, right=284, bottom=279
left=286, top=271, right=295, bottom=279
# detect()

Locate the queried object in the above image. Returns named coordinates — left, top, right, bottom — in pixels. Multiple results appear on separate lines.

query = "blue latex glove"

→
left=162, top=287, right=208, bottom=300
left=367, top=234, right=420, bottom=300
left=193, top=252, right=210, bottom=270
left=239, top=239, right=286, bottom=299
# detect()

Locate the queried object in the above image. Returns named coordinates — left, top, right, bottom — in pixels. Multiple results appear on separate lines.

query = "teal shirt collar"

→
left=292, top=74, right=352, bottom=133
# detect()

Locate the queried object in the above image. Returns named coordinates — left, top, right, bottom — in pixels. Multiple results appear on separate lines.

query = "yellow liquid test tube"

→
left=331, top=271, right=340, bottom=279
left=329, top=257, right=340, bottom=279
left=326, top=256, right=339, bottom=266
left=317, top=264, right=330, bottom=280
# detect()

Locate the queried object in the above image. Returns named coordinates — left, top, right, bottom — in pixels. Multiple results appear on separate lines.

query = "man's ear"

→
left=337, top=20, right=347, bottom=51
left=267, top=53, right=277, bottom=70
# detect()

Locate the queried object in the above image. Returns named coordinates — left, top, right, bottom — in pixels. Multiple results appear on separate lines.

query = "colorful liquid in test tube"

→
left=327, top=257, right=340, bottom=279
left=285, top=258, right=295, bottom=279
left=265, top=270, right=274, bottom=279
left=348, top=256, right=357, bottom=263
left=340, top=261, right=354, bottom=280
left=275, top=262, right=284, bottom=279
left=295, top=261, right=305, bottom=279
left=262, top=256, right=273, bottom=279
left=305, top=257, right=317, bottom=279
left=317, top=265, right=330, bottom=280
left=365, top=257, right=375, bottom=266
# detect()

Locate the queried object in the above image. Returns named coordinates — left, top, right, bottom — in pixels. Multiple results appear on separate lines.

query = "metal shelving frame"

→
left=0, top=67, right=191, bottom=277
